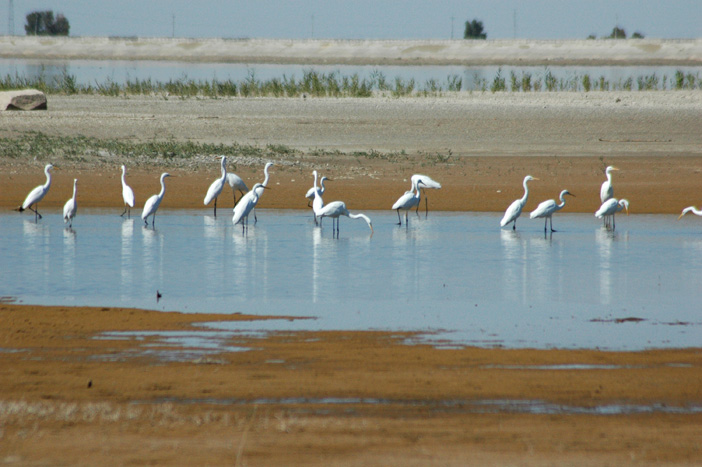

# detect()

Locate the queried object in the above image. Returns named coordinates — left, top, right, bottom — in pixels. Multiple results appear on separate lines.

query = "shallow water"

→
left=1, top=59, right=700, bottom=91
left=1, top=208, right=701, bottom=350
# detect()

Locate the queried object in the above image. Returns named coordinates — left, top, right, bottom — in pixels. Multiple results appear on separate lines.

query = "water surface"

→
left=1, top=209, right=700, bottom=350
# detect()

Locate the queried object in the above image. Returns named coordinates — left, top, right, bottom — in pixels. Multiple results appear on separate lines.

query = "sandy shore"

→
left=1, top=93, right=701, bottom=215
left=1, top=304, right=701, bottom=466
left=1, top=36, right=701, bottom=65
left=2, top=92, right=702, bottom=464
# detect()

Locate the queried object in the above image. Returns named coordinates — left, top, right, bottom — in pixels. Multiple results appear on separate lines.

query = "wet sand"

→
left=2, top=93, right=702, bottom=464
left=1, top=304, right=701, bottom=465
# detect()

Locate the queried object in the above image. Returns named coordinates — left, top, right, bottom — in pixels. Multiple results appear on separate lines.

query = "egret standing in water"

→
left=678, top=206, right=702, bottom=221
left=232, top=183, right=266, bottom=233
left=120, top=165, right=135, bottom=218
left=392, top=177, right=424, bottom=226
left=595, top=198, right=629, bottom=230
left=17, top=164, right=54, bottom=222
left=312, top=172, right=372, bottom=236
left=411, top=174, right=441, bottom=217
left=600, top=166, right=619, bottom=227
left=203, top=155, right=228, bottom=217
left=500, top=175, right=538, bottom=230
left=63, top=178, right=78, bottom=228
left=226, top=172, right=249, bottom=205
left=141, top=173, right=171, bottom=228
left=237, top=162, right=273, bottom=223
left=530, top=189, right=574, bottom=232
left=306, top=175, right=330, bottom=207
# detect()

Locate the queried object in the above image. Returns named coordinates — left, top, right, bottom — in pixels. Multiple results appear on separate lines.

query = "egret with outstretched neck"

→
left=530, top=189, right=574, bottom=232
left=600, top=166, right=618, bottom=204
left=204, top=156, right=227, bottom=217
left=306, top=175, right=330, bottom=207
left=678, top=206, right=702, bottom=221
left=18, top=164, right=54, bottom=222
left=411, top=174, right=441, bottom=217
left=312, top=173, right=372, bottom=236
left=63, top=178, right=78, bottom=228
left=237, top=162, right=273, bottom=223
left=120, top=165, right=135, bottom=218
left=141, top=173, right=171, bottom=228
left=500, top=175, right=538, bottom=230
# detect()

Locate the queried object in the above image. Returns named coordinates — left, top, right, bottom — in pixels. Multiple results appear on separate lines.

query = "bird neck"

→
left=159, top=177, right=167, bottom=196
left=262, top=166, right=271, bottom=187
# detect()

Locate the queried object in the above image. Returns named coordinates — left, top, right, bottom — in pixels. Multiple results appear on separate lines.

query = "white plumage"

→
left=141, top=173, right=171, bottom=228
left=595, top=198, right=629, bottom=230
left=120, top=165, right=135, bottom=218
left=19, top=164, right=54, bottom=221
left=63, top=178, right=78, bottom=228
left=204, top=156, right=227, bottom=217
left=530, top=189, right=574, bottom=232
left=500, top=175, right=538, bottom=230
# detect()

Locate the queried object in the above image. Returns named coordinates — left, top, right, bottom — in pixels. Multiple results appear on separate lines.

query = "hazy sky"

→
left=5, top=0, right=701, bottom=40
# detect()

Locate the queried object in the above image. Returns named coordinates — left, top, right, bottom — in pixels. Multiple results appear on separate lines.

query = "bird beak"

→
left=533, top=178, right=540, bottom=181
left=678, top=213, right=685, bottom=220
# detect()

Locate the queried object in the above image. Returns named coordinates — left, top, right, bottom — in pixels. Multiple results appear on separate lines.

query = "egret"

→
left=306, top=175, right=330, bottom=207
left=225, top=172, right=249, bottom=205
left=595, top=198, right=629, bottom=230
left=237, top=162, right=273, bottom=223
left=120, top=165, right=135, bottom=218
left=141, top=173, right=171, bottom=228
left=203, top=156, right=227, bottom=217
left=530, top=189, right=574, bottom=232
left=233, top=182, right=266, bottom=232
left=678, top=206, right=702, bottom=220
left=500, top=175, right=538, bottom=230
left=309, top=170, right=325, bottom=225
left=599, top=165, right=619, bottom=227
left=411, top=174, right=441, bottom=217
left=18, top=164, right=54, bottom=222
left=600, top=166, right=619, bottom=203
left=392, top=177, right=424, bottom=226
left=63, top=178, right=78, bottom=228
left=312, top=174, right=372, bottom=236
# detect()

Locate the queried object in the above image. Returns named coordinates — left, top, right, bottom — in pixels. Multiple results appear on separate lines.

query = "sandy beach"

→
left=2, top=41, right=702, bottom=465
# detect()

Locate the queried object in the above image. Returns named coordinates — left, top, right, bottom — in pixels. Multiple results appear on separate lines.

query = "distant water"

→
left=1, top=208, right=701, bottom=350
left=1, top=58, right=699, bottom=91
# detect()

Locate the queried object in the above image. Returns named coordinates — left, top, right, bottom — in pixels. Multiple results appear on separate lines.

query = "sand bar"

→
left=1, top=36, right=701, bottom=65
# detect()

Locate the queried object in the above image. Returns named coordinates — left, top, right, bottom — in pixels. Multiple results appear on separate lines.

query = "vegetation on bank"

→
left=0, top=131, right=446, bottom=167
left=0, top=68, right=700, bottom=98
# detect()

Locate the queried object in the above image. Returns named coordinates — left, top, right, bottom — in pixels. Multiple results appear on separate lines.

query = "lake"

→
left=1, top=209, right=700, bottom=350
left=1, top=58, right=700, bottom=91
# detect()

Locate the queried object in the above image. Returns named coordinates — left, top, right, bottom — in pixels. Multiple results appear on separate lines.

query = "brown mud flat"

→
left=1, top=304, right=701, bottom=465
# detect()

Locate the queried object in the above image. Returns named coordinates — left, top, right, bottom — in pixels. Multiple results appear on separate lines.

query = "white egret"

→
left=141, top=173, right=171, bottom=228
left=678, top=206, right=702, bottom=221
left=411, top=174, right=441, bottom=217
left=237, top=162, right=273, bottom=223
left=306, top=175, right=330, bottom=207
left=309, top=170, right=325, bottom=225
left=232, top=182, right=266, bottom=232
left=18, top=164, right=54, bottom=221
left=312, top=174, right=372, bottom=236
left=595, top=198, right=629, bottom=230
left=63, top=178, right=78, bottom=228
left=530, top=189, right=574, bottom=232
left=203, top=156, right=227, bottom=217
left=120, top=165, right=135, bottom=218
left=226, top=172, right=249, bottom=205
left=392, top=177, right=424, bottom=226
left=600, top=166, right=619, bottom=203
left=500, top=175, right=538, bottom=230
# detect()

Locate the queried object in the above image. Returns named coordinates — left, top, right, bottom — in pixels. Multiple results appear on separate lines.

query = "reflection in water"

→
left=142, top=227, right=164, bottom=291
left=121, top=219, right=134, bottom=300
left=312, top=227, right=322, bottom=303
left=500, top=229, right=526, bottom=304
left=22, top=220, right=51, bottom=293
left=62, top=227, right=76, bottom=291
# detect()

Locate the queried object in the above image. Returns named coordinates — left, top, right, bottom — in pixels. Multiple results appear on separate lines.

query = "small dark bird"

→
left=87, top=380, right=92, bottom=388
left=156, top=290, right=162, bottom=302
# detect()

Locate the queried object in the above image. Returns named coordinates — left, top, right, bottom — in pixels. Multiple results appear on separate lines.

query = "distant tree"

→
left=607, top=26, right=627, bottom=39
left=464, top=19, right=487, bottom=40
left=25, top=11, right=70, bottom=36
left=631, top=31, right=645, bottom=39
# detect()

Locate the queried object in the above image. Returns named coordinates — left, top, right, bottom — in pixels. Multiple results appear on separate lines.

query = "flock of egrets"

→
left=14, top=159, right=702, bottom=233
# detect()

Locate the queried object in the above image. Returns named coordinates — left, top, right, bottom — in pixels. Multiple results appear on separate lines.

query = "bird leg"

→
left=121, top=205, right=127, bottom=217
left=396, top=209, right=402, bottom=225
left=425, top=195, right=429, bottom=218
left=550, top=217, right=556, bottom=233
left=213, top=198, right=217, bottom=218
